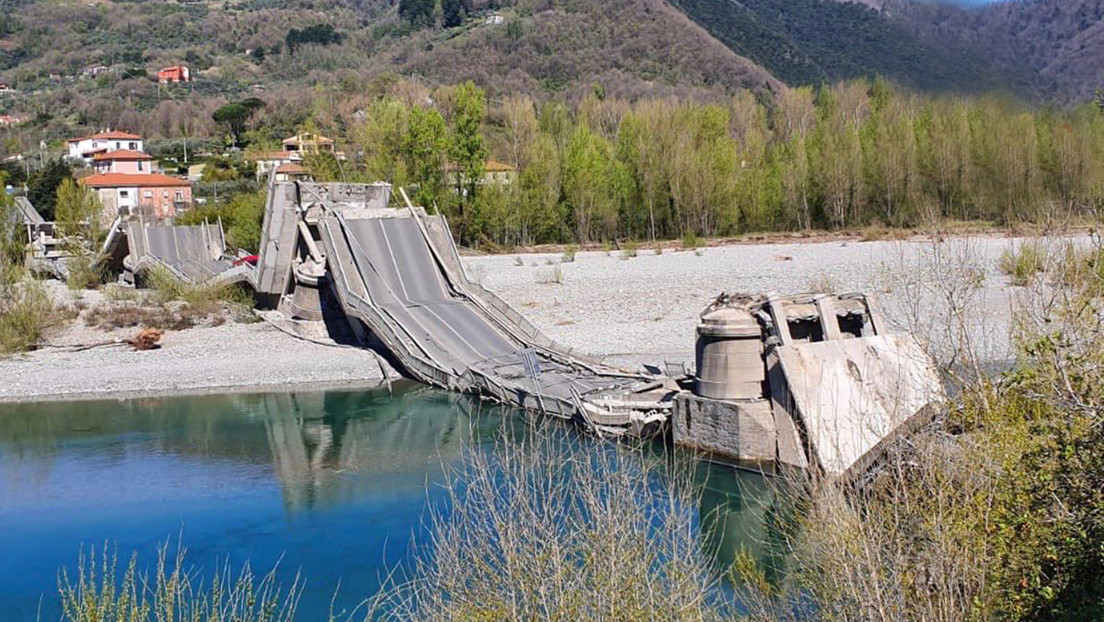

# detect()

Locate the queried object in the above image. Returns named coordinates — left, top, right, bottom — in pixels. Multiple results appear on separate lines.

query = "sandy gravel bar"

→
left=466, top=236, right=1037, bottom=369
left=0, top=320, right=385, bottom=403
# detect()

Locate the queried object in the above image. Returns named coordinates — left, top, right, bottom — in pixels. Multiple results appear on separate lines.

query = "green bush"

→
left=561, top=244, right=579, bottom=263
left=58, top=542, right=300, bottom=622
left=999, top=242, right=1046, bottom=286
left=681, top=230, right=700, bottom=250
left=146, top=266, right=251, bottom=311
left=0, top=278, right=56, bottom=354
left=176, top=190, right=265, bottom=253
left=620, top=239, right=639, bottom=259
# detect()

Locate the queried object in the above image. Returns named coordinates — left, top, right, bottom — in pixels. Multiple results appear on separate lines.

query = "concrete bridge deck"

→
left=261, top=182, right=676, bottom=435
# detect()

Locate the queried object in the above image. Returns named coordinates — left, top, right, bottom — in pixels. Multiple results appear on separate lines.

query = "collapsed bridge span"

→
left=257, top=181, right=678, bottom=435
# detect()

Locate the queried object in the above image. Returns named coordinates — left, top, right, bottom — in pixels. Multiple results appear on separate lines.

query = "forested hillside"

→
left=670, top=0, right=1007, bottom=94
left=0, top=0, right=784, bottom=147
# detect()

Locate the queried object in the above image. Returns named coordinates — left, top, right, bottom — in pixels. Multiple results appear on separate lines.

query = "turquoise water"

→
left=0, top=384, right=776, bottom=620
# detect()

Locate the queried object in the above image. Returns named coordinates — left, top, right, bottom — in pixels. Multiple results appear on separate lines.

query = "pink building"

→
left=92, top=150, right=153, bottom=175
left=81, top=173, right=192, bottom=221
left=157, top=66, right=191, bottom=84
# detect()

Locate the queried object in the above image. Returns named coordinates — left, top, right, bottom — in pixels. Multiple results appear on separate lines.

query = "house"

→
left=0, top=114, right=26, bottom=128
left=0, top=83, right=15, bottom=95
left=80, top=173, right=192, bottom=221
left=448, top=159, right=518, bottom=189
left=485, top=11, right=505, bottom=25
left=82, top=65, right=110, bottom=78
left=274, top=162, right=310, bottom=182
left=92, top=150, right=153, bottom=175
left=67, top=131, right=144, bottom=165
left=186, top=163, right=207, bottom=181
left=157, top=65, right=191, bottom=84
left=282, top=132, right=335, bottom=155
left=246, top=150, right=298, bottom=181
left=483, top=159, right=518, bottom=185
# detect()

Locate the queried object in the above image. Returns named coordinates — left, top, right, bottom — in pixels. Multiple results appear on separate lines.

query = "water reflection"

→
left=0, top=384, right=783, bottom=620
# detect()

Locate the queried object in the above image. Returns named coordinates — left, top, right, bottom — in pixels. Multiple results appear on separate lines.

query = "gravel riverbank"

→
left=0, top=234, right=1058, bottom=403
left=466, top=235, right=1033, bottom=370
left=0, top=284, right=385, bottom=403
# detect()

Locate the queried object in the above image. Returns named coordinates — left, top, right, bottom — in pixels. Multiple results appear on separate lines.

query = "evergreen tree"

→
left=399, top=0, right=436, bottom=28
left=26, top=158, right=71, bottom=221
left=442, top=0, right=467, bottom=28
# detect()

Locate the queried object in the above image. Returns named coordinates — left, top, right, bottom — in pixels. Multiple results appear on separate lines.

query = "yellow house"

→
left=282, top=132, right=335, bottom=155
left=448, top=159, right=518, bottom=189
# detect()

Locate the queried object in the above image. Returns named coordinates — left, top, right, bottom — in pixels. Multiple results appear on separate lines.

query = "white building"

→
left=67, top=131, right=144, bottom=165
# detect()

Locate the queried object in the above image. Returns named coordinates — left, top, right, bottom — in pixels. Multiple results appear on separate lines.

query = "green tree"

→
left=441, top=0, right=469, bottom=28
left=54, top=178, right=104, bottom=246
left=564, top=124, right=618, bottom=242
left=448, top=81, right=487, bottom=242
left=355, top=98, right=411, bottom=185
left=404, top=107, right=448, bottom=207
left=399, top=0, right=436, bottom=28
left=518, top=133, right=566, bottom=244
left=176, top=190, right=265, bottom=253
left=304, top=150, right=341, bottom=182
left=213, top=99, right=265, bottom=148
left=26, top=158, right=72, bottom=221
left=285, top=24, right=342, bottom=55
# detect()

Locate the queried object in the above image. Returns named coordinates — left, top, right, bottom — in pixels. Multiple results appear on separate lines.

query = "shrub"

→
left=58, top=541, right=300, bottom=622
left=535, top=265, right=563, bottom=285
left=102, top=284, right=139, bottom=302
left=682, top=230, right=700, bottom=250
left=65, top=254, right=104, bottom=290
left=145, top=266, right=250, bottom=311
left=999, top=242, right=1046, bottom=286
left=176, top=190, right=265, bottom=253
left=562, top=244, right=578, bottom=263
left=0, top=278, right=57, bottom=354
left=806, top=272, right=838, bottom=293
left=621, top=239, right=638, bottom=259
left=378, top=429, right=723, bottom=621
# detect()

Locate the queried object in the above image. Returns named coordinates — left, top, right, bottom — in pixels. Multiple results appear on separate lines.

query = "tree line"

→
left=317, top=78, right=1104, bottom=248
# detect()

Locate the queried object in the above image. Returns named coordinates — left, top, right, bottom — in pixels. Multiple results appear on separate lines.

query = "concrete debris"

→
left=674, top=292, right=944, bottom=479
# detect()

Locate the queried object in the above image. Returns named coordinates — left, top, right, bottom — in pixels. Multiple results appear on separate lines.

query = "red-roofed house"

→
left=81, top=173, right=192, bottom=221
left=157, top=65, right=191, bottom=84
left=246, top=150, right=298, bottom=181
left=92, top=150, right=153, bottom=175
left=274, top=162, right=310, bottom=182
left=68, top=131, right=144, bottom=164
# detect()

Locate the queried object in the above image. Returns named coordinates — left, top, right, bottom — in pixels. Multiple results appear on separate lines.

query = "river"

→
left=0, top=383, right=778, bottom=620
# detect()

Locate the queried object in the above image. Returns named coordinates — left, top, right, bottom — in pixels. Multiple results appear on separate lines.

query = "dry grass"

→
left=83, top=303, right=202, bottom=332
left=562, top=244, right=579, bottom=263
left=999, top=241, right=1047, bottom=286
left=535, top=266, right=564, bottom=285
left=0, top=278, right=63, bottom=354
left=375, top=427, right=725, bottom=621
left=58, top=541, right=301, bottom=622
left=146, top=266, right=252, bottom=311
left=805, top=272, right=838, bottom=293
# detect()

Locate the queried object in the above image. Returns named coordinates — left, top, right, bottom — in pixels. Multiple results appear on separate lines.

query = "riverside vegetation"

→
left=49, top=234, right=1104, bottom=620
left=162, top=78, right=1104, bottom=252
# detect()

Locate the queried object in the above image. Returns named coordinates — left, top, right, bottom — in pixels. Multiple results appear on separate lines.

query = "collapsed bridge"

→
left=253, top=181, right=679, bottom=436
